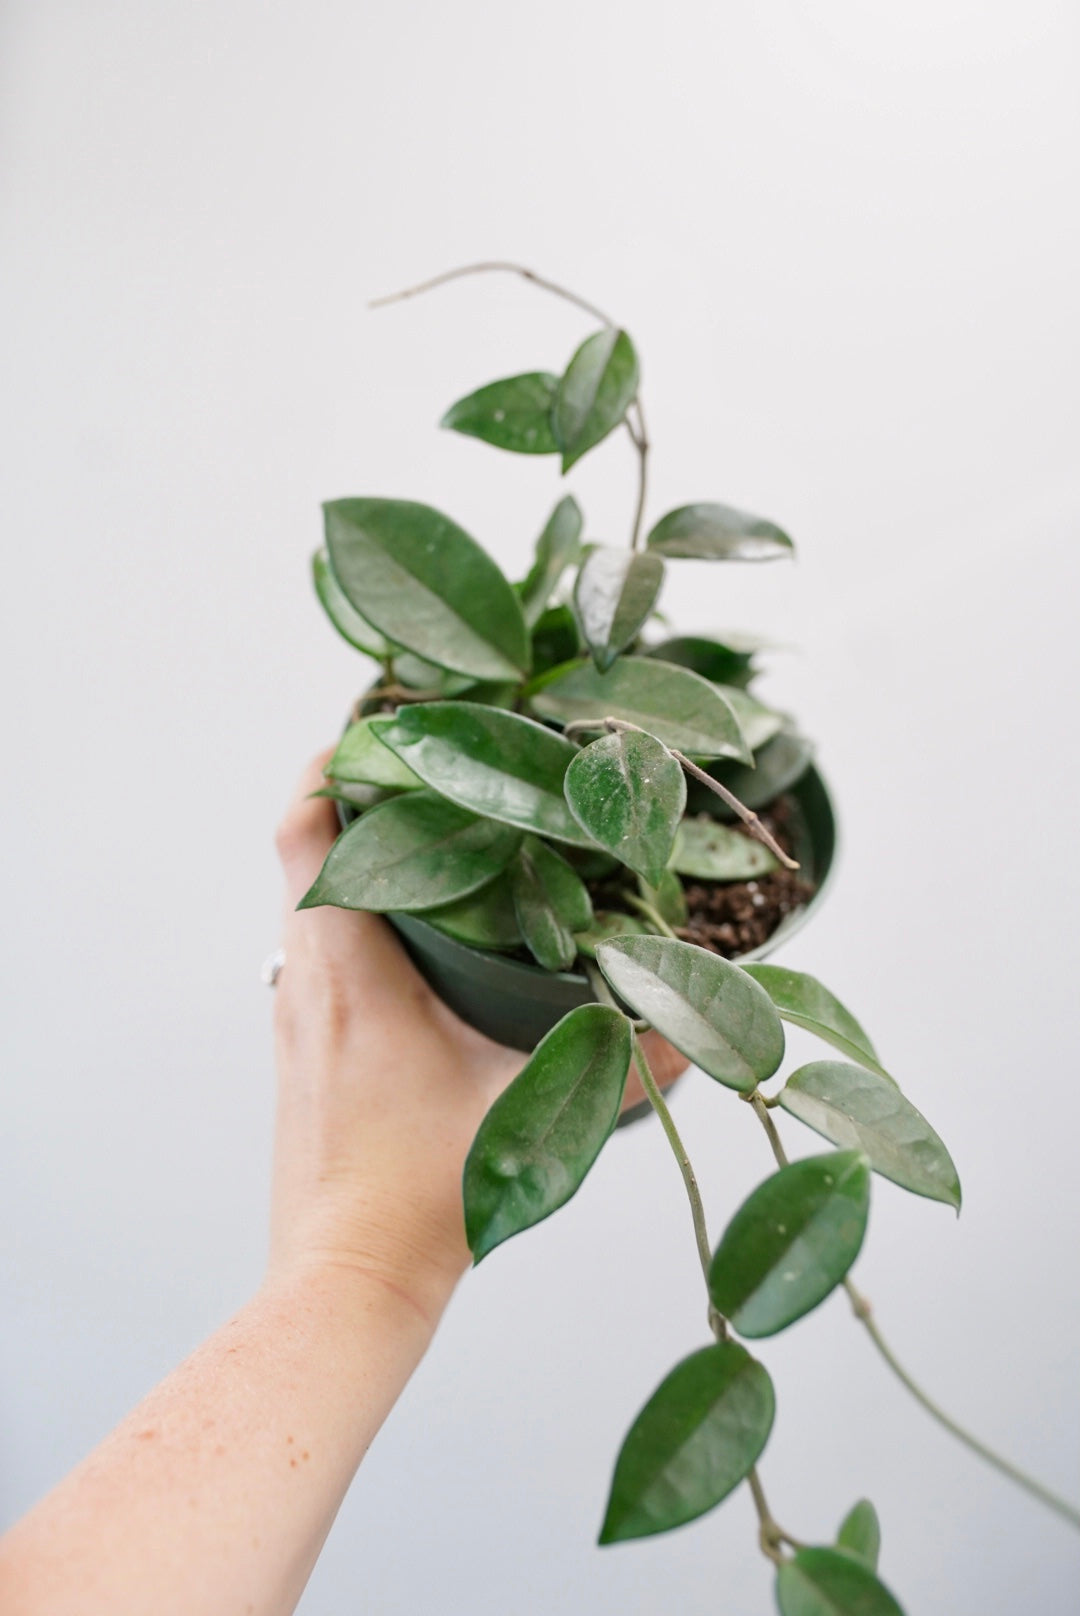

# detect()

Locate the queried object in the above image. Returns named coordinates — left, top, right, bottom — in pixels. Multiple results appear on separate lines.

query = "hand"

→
left=269, top=751, right=688, bottom=1324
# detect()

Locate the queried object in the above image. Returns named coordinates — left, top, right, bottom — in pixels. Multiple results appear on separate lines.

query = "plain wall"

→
left=2, top=2, right=1079, bottom=1611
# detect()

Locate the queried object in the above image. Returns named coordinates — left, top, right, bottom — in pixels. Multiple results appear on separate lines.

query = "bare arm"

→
left=0, top=751, right=685, bottom=1616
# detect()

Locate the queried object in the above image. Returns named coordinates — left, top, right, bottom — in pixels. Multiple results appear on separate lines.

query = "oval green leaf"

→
left=574, top=547, right=665, bottom=672
left=646, top=502, right=793, bottom=562
left=553, top=328, right=640, bottom=472
left=598, top=1342, right=775, bottom=1543
left=741, top=965, right=892, bottom=1082
left=531, top=657, right=751, bottom=762
left=297, top=789, right=520, bottom=913
left=776, top=1546, right=904, bottom=1616
left=510, top=835, right=593, bottom=972
left=415, top=875, right=522, bottom=951
left=646, top=634, right=758, bottom=688
left=565, top=729, right=686, bottom=888
left=595, top=935, right=784, bottom=1091
left=312, top=548, right=391, bottom=658
left=708, top=1151, right=871, bottom=1337
left=669, top=816, right=778, bottom=880
left=836, top=1499, right=882, bottom=1571
left=440, top=371, right=560, bottom=454
left=327, top=716, right=424, bottom=791
left=780, top=1061, right=960, bottom=1210
left=519, top=496, right=584, bottom=627
left=371, top=702, right=594, bottom=846
left=324, top=498, right=529, bottom=681
left=464, top=1003, right=632, bottom=1261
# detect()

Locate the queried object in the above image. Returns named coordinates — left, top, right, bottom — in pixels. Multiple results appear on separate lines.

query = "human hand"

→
left=268, top=751, right=687, bottom=1325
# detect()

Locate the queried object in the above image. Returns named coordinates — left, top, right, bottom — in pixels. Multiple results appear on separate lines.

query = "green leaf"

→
left=392, top=652, right=476, bottom=696
left=777, top=1547, right=904, bottom=1616
left=531, top=657, right=751, bottom=762
left=510, top=835, right=593, bottom=972
left=440, top=372, right=560, bottom=454
left=708, top=1151, right=871, bottom=1337
left=599, top=1342, right=775, bottom=1543
left=415, top=875, right=522, bottom=951
left=371, top=702, right=594, bottom=847
left=780, top=1062, right=961, bottom=1210
left=669, top=816, right=778, bottom=880
left=464, top=1003, right=632, bottom=1261
left=836, top=1500, right=882, bottom=1571
left=298, top=789, right=520, bottom=913
left=646, top=634, right=758, bottom=688
left=327, top=716, right=424, bottom=791
left=564, top=728, right=685, bottom=888
left=531, top=604, right=582, bottom=674
left=646, top=502, right=793, bottom=562
left=718, top=685, right=785, bottom=752
left=691, top=730, right=814, bottom=816
left=574, top=547, right=665, bottom=672
left=638, top=869, right=688, bottom=927
left=741, top=966, right=892, bottom=1082
left=553, top=328, right=640, bottom=472
left=574, top=911, right=651, bottom=959
left=595, top=935, right=784, bottom=1091
left=312, top=549, right=391, bottom=658
left=520, top=496, right=584, bottom=627
left=324, top=498, right=529, bottom=681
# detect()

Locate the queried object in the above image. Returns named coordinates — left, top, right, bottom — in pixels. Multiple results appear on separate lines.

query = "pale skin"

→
left=0, top=749, right=686, bottom=1616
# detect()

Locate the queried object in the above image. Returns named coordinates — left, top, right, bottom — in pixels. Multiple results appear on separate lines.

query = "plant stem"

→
left=372, top=682, right=447, bottom=705
left=673, top=750, right=800, bottom=871
left=746, top=1467, right=802, bottom=1562
left=746, top=1094, right=1080, bottom=1533
left=633, top=1036, right=804, bottom=1560
left=623, top=893, right=679, bottom=939
left=749, top=1092, right=791, bottom=1165
left=627, top=399, right=650, bottom=550
left=369, top=259, right=616, bottom=327
left=369, top=259, right=650, bottom=551
left=632, top=1033, right=713, bottom=1285
left=843, top=1277, right=1080, bottom=1530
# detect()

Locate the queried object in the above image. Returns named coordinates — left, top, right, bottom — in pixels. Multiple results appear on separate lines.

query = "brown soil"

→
left=591, top=794, right=816, bottom=960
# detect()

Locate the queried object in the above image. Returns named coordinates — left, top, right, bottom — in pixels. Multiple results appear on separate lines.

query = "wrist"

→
left=266, top=1208, right=466, bottom=1332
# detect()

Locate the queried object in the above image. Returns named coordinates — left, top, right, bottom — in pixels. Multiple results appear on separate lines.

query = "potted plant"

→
left=299, top=264, right=1079, bottom=1614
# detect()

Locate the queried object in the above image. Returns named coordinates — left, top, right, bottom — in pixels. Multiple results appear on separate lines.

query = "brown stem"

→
left=369, top=259, right=615, bottom=327
left=672, top=749, right=800, bottom=871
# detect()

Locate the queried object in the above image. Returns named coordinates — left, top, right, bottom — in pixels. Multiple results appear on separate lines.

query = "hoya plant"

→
left=300, top=263, right=1079, bottom=1614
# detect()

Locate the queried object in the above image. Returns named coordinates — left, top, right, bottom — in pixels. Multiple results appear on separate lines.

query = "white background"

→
left=2, top=2, right=1079, bottom=1611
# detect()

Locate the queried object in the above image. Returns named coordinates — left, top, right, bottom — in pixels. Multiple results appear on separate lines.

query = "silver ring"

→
left=261, top=947, right=286, bottom=988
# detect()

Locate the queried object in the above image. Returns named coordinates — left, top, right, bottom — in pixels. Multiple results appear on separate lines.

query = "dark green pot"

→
left=383, top=765, right=837, bottom=1109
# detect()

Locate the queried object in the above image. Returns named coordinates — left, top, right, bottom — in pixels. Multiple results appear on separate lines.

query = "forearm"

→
left=0, top=1263, right=443, bottom=1616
